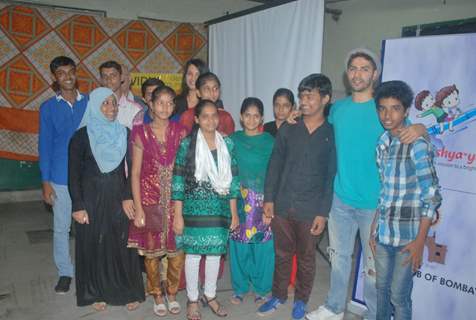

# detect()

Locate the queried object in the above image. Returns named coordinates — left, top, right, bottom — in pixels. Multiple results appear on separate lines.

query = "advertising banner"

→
left=351, top=33, right=476, bottom=320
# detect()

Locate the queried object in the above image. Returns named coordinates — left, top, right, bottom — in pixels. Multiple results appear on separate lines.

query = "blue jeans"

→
left=375, top=242, right=413, bottom=320
left=51, top=183, right=74, bottom=277
left=325, top=194, right=377, bottom=319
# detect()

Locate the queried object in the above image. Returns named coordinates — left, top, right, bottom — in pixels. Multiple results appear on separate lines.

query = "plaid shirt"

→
left=376, top=131, right=442, bottom=247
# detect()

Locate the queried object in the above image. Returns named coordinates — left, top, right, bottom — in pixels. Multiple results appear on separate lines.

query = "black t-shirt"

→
left=263, top=121, right=278, bottom=137
left=264, top=119, right=336, bottom=221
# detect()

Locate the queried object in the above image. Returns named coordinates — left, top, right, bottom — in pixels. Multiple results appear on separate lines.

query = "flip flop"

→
left=168, top=300, right=181, bottom=315
left=230, top=294, right=244, bottom=305
left=154, top=300, right=167, bottom=317
left=126, top=301, right=140, bottom=311
left=92, top=302, right=106, bottom=311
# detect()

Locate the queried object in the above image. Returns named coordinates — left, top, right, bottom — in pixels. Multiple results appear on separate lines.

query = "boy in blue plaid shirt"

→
left=369, top=81, right=442, bottom=320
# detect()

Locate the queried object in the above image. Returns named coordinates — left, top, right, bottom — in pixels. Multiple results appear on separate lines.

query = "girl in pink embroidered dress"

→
left=127, top=86, right=187, bottom=316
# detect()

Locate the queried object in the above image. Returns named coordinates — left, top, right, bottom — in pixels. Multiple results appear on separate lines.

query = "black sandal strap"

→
left=203, top=296, right=217, bottom=304
left=202, top=296, right=227, bottom=317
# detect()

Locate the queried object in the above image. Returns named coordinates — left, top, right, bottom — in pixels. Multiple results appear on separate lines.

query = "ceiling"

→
left=9, top=0, right=475, bottom=23
left=16, top=0, right=266, bottom=23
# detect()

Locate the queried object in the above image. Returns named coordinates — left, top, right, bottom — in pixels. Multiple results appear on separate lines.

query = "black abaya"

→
left=68, top=127, right=144, bottom=306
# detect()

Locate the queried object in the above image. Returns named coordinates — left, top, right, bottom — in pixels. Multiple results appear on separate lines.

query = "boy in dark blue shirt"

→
left=38, top=56, right=87, bottom=293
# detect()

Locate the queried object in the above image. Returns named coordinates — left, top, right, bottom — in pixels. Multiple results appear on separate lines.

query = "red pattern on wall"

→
left=113, top=21, right=159, bottom=64
left=0, top=55, right=48, bottom=107
left=0, top=6, right=50, bottom=50
left=57, top=15, right=108, bottom=59
left=0, top=4, right=208, bottom=160
left=164, top=24, right=206, bottom=64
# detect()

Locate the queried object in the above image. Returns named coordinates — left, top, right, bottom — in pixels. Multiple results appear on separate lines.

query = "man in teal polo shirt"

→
left=307, top=48, right=426, bottom=320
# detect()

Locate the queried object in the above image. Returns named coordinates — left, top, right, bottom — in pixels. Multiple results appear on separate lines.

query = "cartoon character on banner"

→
left=415, top=84, right=476, bottom=138
left=435, top=84, right=462, bottom=132
left=415, top=90, right=447, bottom=133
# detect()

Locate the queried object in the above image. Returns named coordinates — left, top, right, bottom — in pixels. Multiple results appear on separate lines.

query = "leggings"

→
left=185, top=254, right=221, bottom=301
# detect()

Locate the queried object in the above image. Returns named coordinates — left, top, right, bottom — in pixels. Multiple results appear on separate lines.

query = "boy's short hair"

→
left=375, top=80, right=414, bottom=111
left=141, top=78, right=165, bottom=97
left=99, top=60, right=122, bottom=75
left=298, top=73, right=332, bottom=100
left=50, top=56, right=76, bottom=74
left=346, top=47, right=381, bottom=75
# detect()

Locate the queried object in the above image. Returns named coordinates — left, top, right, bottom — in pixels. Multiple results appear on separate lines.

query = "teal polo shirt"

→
left=328, top=96, right=383, bottom=209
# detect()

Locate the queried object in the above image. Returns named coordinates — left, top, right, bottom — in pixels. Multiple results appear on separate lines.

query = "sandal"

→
left=154, top=302, right=167, bottom=316
left=201, top=295, right=227, bottom=317
left=230, top=294, right=243, bottom=305
left=167, top=297, right=181, bottom=315
left=92, top=302, right=106, bottom=311
left=187, top=300, right=201, bottom=320
left=126, top=301, right=140, bottom=311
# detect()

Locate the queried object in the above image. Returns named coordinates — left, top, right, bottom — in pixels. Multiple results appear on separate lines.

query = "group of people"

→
left=38, top=47, right=441, bottom=320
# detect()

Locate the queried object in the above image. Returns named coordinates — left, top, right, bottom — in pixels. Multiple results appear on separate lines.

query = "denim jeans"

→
left=51, top=183, right=74, bottom=277
left=325, top=194, right=377, bottom=320
left=375, top=242, right=413, bottom=320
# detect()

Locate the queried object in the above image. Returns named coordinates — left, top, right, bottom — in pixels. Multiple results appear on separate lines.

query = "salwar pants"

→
left=144, top=252, right=184, bottom=296
left=229, top=239, right=274, bottom=297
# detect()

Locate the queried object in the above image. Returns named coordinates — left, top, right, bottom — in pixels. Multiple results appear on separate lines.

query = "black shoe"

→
left=54, top=276, right=72, bottom=294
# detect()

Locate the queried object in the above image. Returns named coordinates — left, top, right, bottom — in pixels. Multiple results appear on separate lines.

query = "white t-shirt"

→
left=116, top=94, right=141, bottom=129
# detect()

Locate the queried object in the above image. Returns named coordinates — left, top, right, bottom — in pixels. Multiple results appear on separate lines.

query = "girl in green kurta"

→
left=229, top=98, right=275, bottom=305
left=172, top=99, right=239, bottom=320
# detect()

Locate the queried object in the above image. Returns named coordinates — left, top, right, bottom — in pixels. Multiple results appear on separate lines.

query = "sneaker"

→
left=292, top=300, right=307, bottom=319
left=305, top=305, right=344, bottom=320
left=257, top=296, right=285, bottom=316
left=54, top=276, right=72, bottom=294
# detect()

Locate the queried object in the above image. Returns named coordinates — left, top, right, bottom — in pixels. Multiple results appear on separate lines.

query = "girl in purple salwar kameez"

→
left=229, top=98, right=275, bottom=304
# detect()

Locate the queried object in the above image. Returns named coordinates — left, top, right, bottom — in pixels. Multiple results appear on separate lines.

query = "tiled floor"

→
left=0, top=201, right=364, bottom=320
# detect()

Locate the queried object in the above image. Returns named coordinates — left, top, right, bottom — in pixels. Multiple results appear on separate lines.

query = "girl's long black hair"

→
left=174, top=59, right=209, bottom=116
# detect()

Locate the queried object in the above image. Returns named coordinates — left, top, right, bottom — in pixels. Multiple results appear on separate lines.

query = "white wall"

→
left=18, top=0, right=476, bottom=99
left=322, top=1, right=476, bottom=99
left=210, top=0, right=324, bottom=124
left=23, top=0, right=258, bottom=22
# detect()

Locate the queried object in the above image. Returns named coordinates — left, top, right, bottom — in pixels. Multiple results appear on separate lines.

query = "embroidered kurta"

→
left=229, top=131, right=274, bottom=243
left=171, top=136, right=240, bottom=255
left=127, top=122, right=187, bottom=257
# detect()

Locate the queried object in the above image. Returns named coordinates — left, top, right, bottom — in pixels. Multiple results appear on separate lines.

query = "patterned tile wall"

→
left=0, top=4, right=208, bottom=160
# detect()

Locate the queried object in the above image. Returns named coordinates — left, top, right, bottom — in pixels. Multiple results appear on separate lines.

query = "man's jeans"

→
left=325, top=194, right=377, bottom=319
left=51, top=183, right=74, bottom=277
left=375, top=243, right=413, bottom=320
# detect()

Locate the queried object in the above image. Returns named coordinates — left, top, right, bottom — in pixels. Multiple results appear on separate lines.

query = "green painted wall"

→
left=0, top=158, right=41, bottom=191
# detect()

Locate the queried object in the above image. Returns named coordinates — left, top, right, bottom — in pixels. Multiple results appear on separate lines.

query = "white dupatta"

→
left=194, top=128, right=232, bottom=195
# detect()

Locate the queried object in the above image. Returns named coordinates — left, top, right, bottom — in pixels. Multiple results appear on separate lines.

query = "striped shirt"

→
left=376, top=131, right=442, bottom=247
